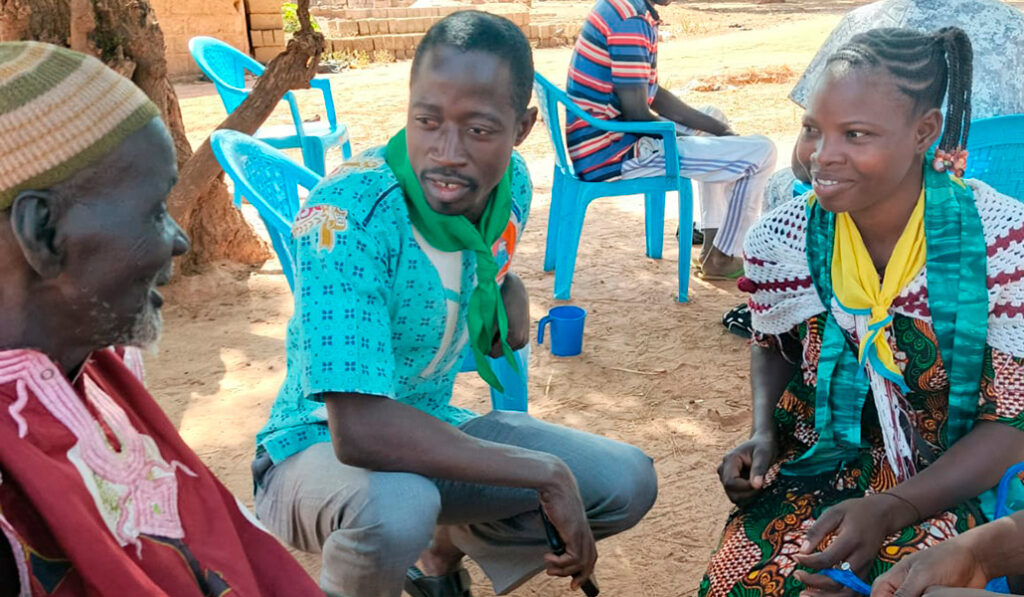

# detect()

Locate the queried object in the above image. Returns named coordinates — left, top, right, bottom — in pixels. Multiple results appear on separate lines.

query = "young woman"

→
left=701, top=27, right=1024, bottom=596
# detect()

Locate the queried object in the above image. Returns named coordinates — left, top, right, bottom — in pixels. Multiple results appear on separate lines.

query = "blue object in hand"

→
left=819, top=566, right=872, bottom=595
left=538, top=306, right=587, bottom=357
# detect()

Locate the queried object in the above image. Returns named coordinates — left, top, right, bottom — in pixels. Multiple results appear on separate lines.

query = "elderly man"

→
left=0, top=42, right=322, bottom=595
left=252, top=11, right=657, bottom=597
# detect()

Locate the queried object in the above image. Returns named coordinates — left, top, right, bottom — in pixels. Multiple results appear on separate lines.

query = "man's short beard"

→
left=118, top=299, right=163, bottom=354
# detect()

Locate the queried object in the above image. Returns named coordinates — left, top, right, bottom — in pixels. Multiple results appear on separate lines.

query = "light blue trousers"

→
left=253, top=411, right=657, bottom=597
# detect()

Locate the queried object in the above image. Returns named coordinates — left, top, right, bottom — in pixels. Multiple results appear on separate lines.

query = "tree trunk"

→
left=87, top=0, right=273, bottom=269
left=0, top=0, right=315, bottom=270
left=167, top=2, right=326, bottom=263
left=0, top=0, right=67, bottom=44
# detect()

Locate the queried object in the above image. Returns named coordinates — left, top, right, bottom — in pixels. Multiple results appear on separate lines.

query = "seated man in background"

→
left=252, top=11, right=657, bottom=597
left=566, top=0, right=777, bottom=279
left=0, top=42, right=322, bottom=596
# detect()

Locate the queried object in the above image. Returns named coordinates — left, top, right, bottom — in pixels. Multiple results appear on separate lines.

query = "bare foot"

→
left=417, top=525, right=465, bottom=577
left=695, top=228, right=717, bottom=265
left=701, top=248, right=743, bottom=278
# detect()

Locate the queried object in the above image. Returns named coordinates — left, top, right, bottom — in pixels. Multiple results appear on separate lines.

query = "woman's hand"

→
left=870, top=534, right=989, bottom=597
left=793, top=494, right=916, bottom=595
left=912, top=590, right=1002, bottom=597
left=717, top=432, right=777, bottom=504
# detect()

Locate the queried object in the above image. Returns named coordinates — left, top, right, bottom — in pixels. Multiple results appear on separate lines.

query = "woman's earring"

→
left=933, top=148, right=969, bottom=178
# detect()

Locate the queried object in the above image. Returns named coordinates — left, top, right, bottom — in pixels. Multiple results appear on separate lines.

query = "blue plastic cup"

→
left=537, top=306, right=587, bottom=357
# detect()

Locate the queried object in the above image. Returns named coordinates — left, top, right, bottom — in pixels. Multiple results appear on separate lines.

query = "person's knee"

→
left=337, top=473, right=441, bottom=563
left=701, top=105, right=728, bottom=123
left=596, top=444, right=658, bottom=530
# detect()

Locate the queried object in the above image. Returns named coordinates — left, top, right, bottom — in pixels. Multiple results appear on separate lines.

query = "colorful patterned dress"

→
left=700, top=180, right=1024, bottom=596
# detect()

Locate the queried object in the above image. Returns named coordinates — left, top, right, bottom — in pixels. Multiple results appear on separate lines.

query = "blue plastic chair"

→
left=965, top=114, right=1024, bottom=199
left=210, top=130, right=528, bottom=411
left=210, top=130, right=319, bottom=290
left=533, top=72, right=696, bottom=302
left=189, top=36, right=352, bottom=185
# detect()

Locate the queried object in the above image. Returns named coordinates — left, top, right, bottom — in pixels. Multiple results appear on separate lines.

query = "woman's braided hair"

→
left=825, top=26, right=974, bottom=152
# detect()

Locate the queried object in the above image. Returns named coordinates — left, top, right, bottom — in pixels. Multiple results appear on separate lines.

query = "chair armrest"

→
left=310, top=77, right=338, bottom=129
left=604, top=120, right=682, bottom=179
left=558, top=97, right=681, bottom=178
left=281, top=90, right=308, bottom=140
left=293, top=165, right=324, bottom=191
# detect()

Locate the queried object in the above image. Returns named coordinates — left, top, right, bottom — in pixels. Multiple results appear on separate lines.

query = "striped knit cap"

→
left=0, top=41, right=160, bottom=210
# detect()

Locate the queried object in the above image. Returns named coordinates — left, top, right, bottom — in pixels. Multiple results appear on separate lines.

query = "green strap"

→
left=785, top=207, right=871, bottom=476
left=785, top=155, right=987, bottom=476
left=384, top=129, right=517, bottom=391
left=923, top=169, right=988, bottom=443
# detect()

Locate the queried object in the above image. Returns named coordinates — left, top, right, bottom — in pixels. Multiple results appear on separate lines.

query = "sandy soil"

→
left=150, top=3, right=856, bottom=595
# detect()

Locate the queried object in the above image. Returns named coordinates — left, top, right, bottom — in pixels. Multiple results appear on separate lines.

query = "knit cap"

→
left=0, top=41, right=161, bottom=210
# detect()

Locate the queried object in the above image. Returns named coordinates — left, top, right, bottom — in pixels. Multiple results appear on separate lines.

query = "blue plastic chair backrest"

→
left=210, top=130, right=322, bottom=290
left=965, top=114, right=1024, bottom=200
left=533, top=73, right=576, bottom=176
left=533, top=72, right=682, bottom=181
left=189, top=37, right=266, bottom=113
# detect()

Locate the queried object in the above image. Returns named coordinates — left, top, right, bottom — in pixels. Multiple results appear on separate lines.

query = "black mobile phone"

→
left=539, top=509, right=600, bottom=597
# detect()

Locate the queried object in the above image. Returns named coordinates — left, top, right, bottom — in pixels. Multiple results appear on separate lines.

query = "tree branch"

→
left=167, top=26, right=324, bottom=228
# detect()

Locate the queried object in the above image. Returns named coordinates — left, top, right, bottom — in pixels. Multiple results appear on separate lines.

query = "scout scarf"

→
left=784, top=155, right=988, bottom=478
left=832, top=190, right=926, bottom=391
left=385, top=129, right=517, bottom=391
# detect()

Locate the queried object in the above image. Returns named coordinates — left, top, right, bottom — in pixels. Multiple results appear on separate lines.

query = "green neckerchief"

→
left=784, top=154, right=988, bottom=476
left=384, top=129, right=516, bottom=391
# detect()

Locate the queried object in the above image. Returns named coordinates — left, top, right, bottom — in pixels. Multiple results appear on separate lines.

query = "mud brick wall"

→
left=247, top=0, right=287, bottom=62
left=151, top=0, right=250, bottom=78
left=314, top=4, right=577, bottom=60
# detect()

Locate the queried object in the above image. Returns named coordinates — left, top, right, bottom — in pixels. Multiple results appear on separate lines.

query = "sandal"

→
left=696, top=264, right=745, bottom=281
left=722, top=303, right=753, bottom=339
left=404, top=566, right=473, bottom=597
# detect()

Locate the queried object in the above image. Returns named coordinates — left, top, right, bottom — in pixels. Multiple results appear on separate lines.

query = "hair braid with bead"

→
left=825, top=26, right=974, bottom=153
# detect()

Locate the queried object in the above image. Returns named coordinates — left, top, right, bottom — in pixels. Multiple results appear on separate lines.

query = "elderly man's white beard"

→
left=101, top=280, right=165, bottom=355
left=121, top=299, right=163, bottom=355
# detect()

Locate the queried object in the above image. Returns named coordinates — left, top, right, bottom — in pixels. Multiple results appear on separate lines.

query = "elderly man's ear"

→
left=10, top=190, right=64, bottom=279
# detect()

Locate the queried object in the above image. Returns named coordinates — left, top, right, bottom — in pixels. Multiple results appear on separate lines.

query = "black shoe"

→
left=675, top=226, right=704, bottom=245
left=722, top=303, right=753, bottom=339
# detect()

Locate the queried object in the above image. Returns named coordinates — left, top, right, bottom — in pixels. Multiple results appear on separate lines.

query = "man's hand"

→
left=793, top=495, right=916, bottom=594
left=492, top=272, right=529, bottom=357
left=717, top=431, right=777, bottom=504
left=539, top=463, right=599, bottom=591
left=871, top=538, right=989, bottom=597
left=712, top=122, right=737, bottom=136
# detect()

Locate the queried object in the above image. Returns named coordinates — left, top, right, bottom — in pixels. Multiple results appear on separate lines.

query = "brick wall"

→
left=316, top=4, right=575, bottom=59
left=247, top=0, right=287, bottom=63
left=151, top=0, right=250, bottom=79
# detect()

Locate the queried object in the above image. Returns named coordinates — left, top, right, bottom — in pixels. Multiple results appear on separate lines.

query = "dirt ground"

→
left=151, top=2, right=858, bottom=595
